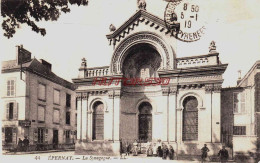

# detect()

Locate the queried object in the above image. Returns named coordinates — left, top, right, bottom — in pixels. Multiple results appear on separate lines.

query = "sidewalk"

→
left=2, top=149, right=75, bottom=155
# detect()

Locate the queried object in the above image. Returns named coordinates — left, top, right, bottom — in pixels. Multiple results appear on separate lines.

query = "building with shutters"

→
left=1, top=45, right=77, bottom=151
left=72, top=7, right=228, bottom=157
left=221, top=60, right=260, bottom=157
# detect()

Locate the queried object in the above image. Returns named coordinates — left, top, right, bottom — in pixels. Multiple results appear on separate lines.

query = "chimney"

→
left=39, top=59, right=52, bottom=71
left=237, top=70, right=242, bottom=85
left=16, top=45, right=32, bottom=65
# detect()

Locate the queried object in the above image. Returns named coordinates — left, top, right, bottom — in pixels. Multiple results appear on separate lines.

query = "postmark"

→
left=164, top=0, right=206, bottom=42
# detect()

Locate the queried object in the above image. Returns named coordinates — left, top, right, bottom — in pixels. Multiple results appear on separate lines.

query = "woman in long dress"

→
left=132, top=140, right=138, bottom=156
left=168, top=145, right=175, bottom=160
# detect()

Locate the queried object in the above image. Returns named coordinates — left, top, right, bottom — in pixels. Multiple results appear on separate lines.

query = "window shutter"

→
left=13, top=102, right=18, bottom=120
left=6, top=103, right=9, bottom=120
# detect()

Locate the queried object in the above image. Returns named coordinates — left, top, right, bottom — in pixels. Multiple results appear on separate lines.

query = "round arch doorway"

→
left=138, top=102, right=152, bottom=143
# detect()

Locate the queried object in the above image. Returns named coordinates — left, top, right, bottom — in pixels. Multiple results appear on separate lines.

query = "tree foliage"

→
left=1, top=0, right=88, bottom=38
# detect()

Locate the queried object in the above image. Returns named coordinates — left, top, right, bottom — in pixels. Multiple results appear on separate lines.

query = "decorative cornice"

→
left=158, top=64, right=228, bottom=78
left=82, top=92, right=88, bottom=99
left=169, top=86, right=177, bottom=95
left=76, top=92, right=82, bottom=99
left=213, top=83, right=222, bottom=92
left=108, top=90, right=114, bottom=99
left=205, top=84, right=214, bottom=93
left=114, top=90, right=121, bottom=98
left=76, top=90, right=108, bottom=99
left=176, top=53, right=219, bottom=61
left=178, top=84, right=203, bottom=90
left=205, top=84, right=222, bottom=93
left=162, top=87, right=169, bottom=96
left=108, top=90, right=121, bottom=98
left=162, top=86, right=177, bottom=96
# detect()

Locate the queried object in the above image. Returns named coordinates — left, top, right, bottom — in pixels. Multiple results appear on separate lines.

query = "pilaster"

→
left=169, top=87, right=177, bottom=142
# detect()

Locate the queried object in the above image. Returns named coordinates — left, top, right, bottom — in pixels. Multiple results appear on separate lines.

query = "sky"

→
left=1, top=0, right=260, bottom=87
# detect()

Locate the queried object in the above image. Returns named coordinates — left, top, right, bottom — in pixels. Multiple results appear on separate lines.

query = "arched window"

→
left=182, top=96, right=198, bottom=141
left=92, top=101, right=104, bottom=140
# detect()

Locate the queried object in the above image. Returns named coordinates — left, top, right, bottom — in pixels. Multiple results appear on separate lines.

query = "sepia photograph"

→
left=1, top=0, right=260, bottom=162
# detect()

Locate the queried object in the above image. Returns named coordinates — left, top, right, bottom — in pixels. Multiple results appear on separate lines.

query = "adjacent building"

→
left=221, top=60, right=260, bottom=156
left=73, top=8, right=228, bottom=157
left=1, top=45, right=77, bottom=151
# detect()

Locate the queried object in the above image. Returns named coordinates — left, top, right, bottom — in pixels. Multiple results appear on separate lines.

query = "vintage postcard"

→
left=1, top=0, right=260, bottom=162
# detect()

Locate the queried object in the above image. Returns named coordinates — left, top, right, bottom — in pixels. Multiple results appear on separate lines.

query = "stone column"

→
left=169, top=87, right=177, bottom=142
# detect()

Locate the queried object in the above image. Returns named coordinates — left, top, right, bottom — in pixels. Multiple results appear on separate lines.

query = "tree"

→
left=1, top=0, right=88, bottom=38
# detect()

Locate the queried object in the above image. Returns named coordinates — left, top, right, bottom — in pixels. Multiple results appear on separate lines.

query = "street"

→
left=1, top=151, right=237, bottom=162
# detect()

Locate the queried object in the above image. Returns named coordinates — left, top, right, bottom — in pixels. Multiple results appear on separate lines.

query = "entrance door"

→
left=53, top=130, right=58, bottom=149
left=138, top=102, right=152, bottom=142
left=92, top=101, right=104, bottom=140
left=5, top=127, right=13, bottom=143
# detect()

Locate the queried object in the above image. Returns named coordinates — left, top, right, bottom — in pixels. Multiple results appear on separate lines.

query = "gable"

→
left=106, top=9, right=171, bottom=46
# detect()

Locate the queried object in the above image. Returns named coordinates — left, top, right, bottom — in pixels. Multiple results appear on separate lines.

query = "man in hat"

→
left=218, top=145, right=229, bottom=162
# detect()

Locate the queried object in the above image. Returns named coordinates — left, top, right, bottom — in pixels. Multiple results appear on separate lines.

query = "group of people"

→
left=17, top=136, right=30, bottom=152
left=201, top=144, right=229, bottom=162
left=121, top=140, right=229, bottom=162
left=120, top=139, right=175, bottom=160
left=147, top=142, right=175, bottom=160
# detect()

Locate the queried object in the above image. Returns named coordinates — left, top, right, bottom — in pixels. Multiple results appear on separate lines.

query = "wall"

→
left=1, top=71, right=27, bottom=146
left=27, top=71, right=76, bottom=145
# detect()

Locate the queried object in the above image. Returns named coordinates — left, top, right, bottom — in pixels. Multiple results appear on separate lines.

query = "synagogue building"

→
left=73, top=8, right=228, bottom=156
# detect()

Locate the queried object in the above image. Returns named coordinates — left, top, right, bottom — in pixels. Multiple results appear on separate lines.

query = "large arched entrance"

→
left=122, top=43, right=161, bottom=79
left=182, top=96, right=198, bottom=141
left=92, top=101, right=104, bottom=140
left=110, top=32, right=176, bottom=74
left=138, top=102, right=152, bottom=143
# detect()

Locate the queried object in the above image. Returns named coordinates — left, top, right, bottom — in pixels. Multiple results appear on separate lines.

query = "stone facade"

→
left=1, top=46, right=77, bottom=151
left=73, top=9, right=227, bottom=157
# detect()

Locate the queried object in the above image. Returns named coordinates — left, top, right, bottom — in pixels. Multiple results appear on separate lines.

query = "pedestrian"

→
left=152, top=143, right=157, bottom=157
left=168, top=145, right=175, bottom=160
left=23, top=136, right=29, bottom=152
left=125, top=141, right=130, bottom=156
left=17, top=138, right=23, bottom=152
left=147, top=143, right=153, bottom=157
left=157, top=139, right=163, bottom=157
left=218, top=145, right=229, bottom=162
left=201, top=144, right=210, bottom=162
left=162, top=144, right=169, bottom=160
left=132, top=139, right=138, bottom=156
left=119, top=139, right=123, bottom=158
